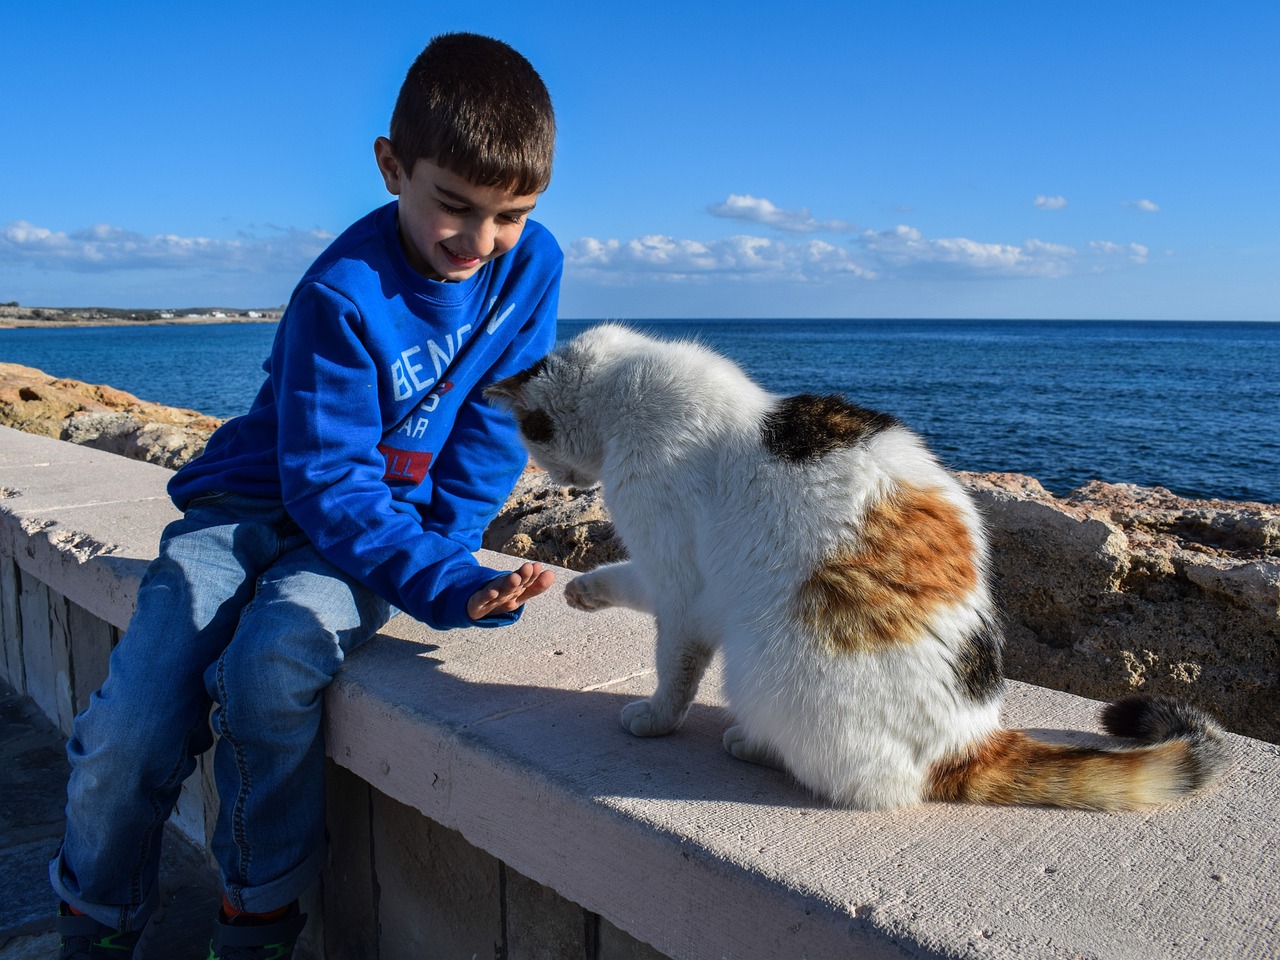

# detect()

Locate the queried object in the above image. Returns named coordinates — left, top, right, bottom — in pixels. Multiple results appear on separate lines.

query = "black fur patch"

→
left=514, top=356, right=551, bottom=385
left=1102, top=694, right=1212, bottom=743
left=487, top=357, right=550, bottom=402
left=952, top=615, right=1005, bottom=703
left=519, top=408, right=555, bottom=443
left=1101, top=694, right=1231, bottom=790
left=760, top=394, right=900, bottom=463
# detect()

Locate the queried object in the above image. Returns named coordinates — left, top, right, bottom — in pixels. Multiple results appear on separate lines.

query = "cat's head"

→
left=486, top=327, right=635, bottom=487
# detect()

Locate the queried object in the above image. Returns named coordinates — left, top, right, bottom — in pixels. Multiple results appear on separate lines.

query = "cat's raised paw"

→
left=621, top=699, right=679, bottom=737
left=564, top=576, right=613, bottom=612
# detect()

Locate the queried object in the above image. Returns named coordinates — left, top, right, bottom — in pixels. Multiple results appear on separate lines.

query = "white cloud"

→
left=857, top=226, right=1076, bottom=278
left=1124, top=198, right=1160, bottom=213
left=568, top=220, right=1163, bottom=285
left=706, top=194, right=854, bottom=233
left=567, top=233, right=874, bottom=282
left=0, top=219, right=332, bottom=273
left=1035, top=195, right=1068, bottom=210
left=1090, top=240, right=1151, bottom=264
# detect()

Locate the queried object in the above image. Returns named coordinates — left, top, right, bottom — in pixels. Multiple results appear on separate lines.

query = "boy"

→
left=51, top=33, right=559, bottom=959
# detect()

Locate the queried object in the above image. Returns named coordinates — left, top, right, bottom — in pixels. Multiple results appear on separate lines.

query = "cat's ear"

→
left=484, top=374, right=525, bottom=407
left=485, top=356, right=550, bottom=407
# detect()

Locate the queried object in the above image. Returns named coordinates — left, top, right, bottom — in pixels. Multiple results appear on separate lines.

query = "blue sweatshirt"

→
left=169, top=201, right=561, bottom=629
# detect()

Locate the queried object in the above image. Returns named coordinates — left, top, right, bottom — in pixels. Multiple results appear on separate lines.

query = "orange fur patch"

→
left=927, top=729, right=1194, bottom=810
left=797, top=483, right=978, bottom=653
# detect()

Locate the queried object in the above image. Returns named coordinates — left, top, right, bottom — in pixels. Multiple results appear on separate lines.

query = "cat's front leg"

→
left=564, top=561, right=652, bottom=614
left=723, top=725, right=786, bottom=771
left=622, top=619, right=713, bottom=737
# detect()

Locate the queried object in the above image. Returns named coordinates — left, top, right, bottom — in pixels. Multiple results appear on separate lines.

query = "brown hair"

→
left=389, top=33, right=555, bottom=195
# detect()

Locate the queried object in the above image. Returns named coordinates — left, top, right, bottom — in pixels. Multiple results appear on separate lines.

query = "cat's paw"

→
left=564, top=575, right=613, bottom=612
left=723, top=725, right=784, bottom=769
left=620, top=699, right=679, bottom=737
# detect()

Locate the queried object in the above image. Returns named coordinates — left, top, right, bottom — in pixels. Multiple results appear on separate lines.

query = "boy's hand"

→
left=467, top=562, right=556, bottom=621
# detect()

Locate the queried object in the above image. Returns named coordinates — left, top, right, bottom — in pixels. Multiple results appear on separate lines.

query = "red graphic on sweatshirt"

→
left=378, top=444, right=431, bottom=485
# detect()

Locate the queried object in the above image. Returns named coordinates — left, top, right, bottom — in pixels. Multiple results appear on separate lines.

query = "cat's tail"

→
left=927, top=695, right=1230, bottom=810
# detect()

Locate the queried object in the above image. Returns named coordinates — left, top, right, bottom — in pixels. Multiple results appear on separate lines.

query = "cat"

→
left=486, top=323, right=1230, bottom=810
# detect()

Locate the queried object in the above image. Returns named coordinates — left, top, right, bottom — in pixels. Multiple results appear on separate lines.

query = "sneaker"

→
left=56, top=902, right=155, bottom=959
left=207, top=902, right=306, bottom=960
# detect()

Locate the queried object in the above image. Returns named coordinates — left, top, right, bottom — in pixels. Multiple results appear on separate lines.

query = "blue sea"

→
left=3, top=318, right=1277, bottom=504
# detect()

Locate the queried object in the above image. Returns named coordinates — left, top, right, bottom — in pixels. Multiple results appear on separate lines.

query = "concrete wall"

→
left=4, top=424, right=1279, bottom=960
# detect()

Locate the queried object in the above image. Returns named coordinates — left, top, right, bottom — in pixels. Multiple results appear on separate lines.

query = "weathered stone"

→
left=483, top=468, right=628, bottom=572
left=957, top=472, right=1279, bottom=743
left=0, top=363, right=221, bottom=471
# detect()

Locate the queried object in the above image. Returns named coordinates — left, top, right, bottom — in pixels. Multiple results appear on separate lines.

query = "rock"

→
left=0, top=362, right=221, bottom=470
left=482, top=468, right=627, bottom=572
left=957, top=472, right=1279, bottom=743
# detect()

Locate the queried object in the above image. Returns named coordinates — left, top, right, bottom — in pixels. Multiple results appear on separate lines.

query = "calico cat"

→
left=486, top=324, right=1230, bottom=810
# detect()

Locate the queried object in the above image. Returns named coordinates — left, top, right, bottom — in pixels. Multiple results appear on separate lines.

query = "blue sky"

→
left=2, top=1, right=1277, bottom=320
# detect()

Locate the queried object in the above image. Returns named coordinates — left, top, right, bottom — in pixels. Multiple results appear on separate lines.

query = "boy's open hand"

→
left=467, top=562, right=556, bottom=621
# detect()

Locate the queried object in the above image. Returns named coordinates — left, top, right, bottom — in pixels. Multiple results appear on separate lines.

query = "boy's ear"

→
left=374, top=137, right=404, bottom=196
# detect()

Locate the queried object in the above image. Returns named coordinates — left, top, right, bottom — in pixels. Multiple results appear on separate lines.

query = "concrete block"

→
left=170, top=748, right=212, bottom=851
left=506, top=866, right=590, bottom=960
left=0, top=427, right=175, bottom=511
left=0, top=427, right=175, bottom=631
left=327, top=577, right=1280, bottom=960
left=599, top=917, right=671, bottom=960
left=317, top=760, right=377, bottom=960
left=1, top=556, right=22, bottom=692
left=66, top=600, right=114, bottom=716
left=199, top=751, right=219, bottom=854
left=18, top=576, right=56, bottom=722
left=47, top=587, right=75, bottom=734
left=370, top=786, right=503, bottom=960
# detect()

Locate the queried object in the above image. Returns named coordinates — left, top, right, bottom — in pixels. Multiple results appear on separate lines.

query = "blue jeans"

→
left=50, top=493, right=392, bottom=930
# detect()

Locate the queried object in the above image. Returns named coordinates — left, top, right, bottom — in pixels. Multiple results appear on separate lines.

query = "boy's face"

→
left=375, top=137, right=540, bottom=282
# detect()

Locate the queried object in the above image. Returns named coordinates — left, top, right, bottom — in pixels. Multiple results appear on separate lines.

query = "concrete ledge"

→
left=3, top=424, right=1279, bottom=959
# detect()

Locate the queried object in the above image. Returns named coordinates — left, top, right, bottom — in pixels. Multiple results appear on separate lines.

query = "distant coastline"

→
left=0, top=304, right=283, bottom=329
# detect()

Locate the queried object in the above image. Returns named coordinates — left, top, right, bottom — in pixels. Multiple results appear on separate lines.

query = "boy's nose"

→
left=459, top=220, right=498, bottom=258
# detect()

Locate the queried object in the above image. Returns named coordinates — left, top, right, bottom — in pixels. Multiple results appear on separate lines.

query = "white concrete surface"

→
left=3, top=424, right=1278, bottom=960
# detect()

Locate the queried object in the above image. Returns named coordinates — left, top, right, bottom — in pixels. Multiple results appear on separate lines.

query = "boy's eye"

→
left=499, top=213, right=526, bottom=226
left=438, top=201, right=468, bottom=216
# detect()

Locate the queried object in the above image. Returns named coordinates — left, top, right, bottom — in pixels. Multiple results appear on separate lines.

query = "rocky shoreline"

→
left=0, top=362, right=223, bottom=470
left=3, top=360, right=1276, bottom=742
left=0, top=304, right=281, bottom=328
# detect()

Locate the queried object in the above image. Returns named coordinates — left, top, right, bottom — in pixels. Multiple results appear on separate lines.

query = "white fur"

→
left=494, top=324, right=1004, bottom=809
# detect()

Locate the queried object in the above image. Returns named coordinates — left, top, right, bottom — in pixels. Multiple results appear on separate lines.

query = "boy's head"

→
left=387, top=32, right=555, bottom=197
left=375, top=33, right=555, bottom=282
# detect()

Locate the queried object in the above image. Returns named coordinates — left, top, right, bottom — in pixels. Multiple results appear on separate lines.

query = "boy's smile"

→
left=375, top=138, right=539, bottom=282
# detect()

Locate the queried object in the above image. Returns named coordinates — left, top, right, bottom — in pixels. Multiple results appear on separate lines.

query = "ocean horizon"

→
left=3, top=317, right=1277, bottom=504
